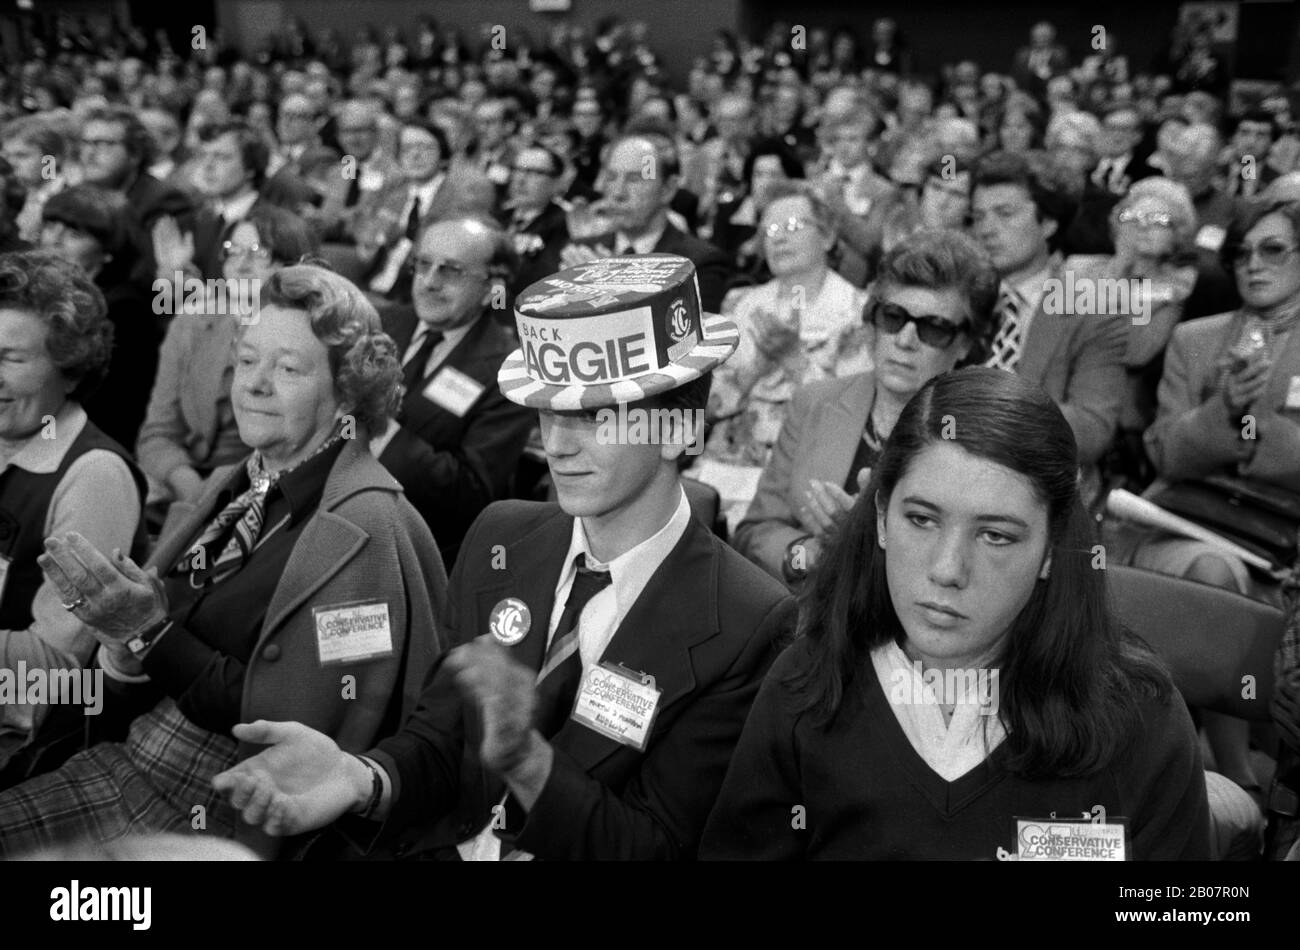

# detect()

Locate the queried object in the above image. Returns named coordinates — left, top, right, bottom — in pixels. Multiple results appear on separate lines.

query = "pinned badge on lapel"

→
left=489, top=597, right=532, bottom=645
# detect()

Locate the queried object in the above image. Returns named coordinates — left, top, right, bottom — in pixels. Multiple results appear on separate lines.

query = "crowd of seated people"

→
left=0, top=10, right=1298, bottom=861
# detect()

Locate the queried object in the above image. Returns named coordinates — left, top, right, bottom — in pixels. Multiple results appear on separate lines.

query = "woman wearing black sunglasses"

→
left=734, top=229, right=999, bottom=584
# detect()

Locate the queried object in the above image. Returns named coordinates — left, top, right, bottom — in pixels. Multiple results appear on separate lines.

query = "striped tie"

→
left=534, top=556, right=613, bottom=737
left=985, top=283, right=1026, bottom=372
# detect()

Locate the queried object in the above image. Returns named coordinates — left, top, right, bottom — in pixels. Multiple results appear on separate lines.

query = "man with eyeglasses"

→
left=78, top=107, right=193, bottom=264
left=369, top=215, right=534, bottom=569
left=351, top=120, right=494, bottom=302
left=1065, top=104, right=1160, bottom=254
left=970, top=152, right=1126, bottom=486
left=503, top=144, right=571, bottom=298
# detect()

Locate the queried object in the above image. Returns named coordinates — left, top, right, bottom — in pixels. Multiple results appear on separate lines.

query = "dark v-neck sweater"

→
left=700, top=638, right=1212, bottom=860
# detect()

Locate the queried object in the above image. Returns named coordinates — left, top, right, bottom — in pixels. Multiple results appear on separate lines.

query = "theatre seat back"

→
left=1107, top=565, right=1286, bottom=721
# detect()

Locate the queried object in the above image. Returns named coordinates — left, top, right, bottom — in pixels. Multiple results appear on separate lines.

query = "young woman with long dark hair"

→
left=701, top=367, right=1211, bottom=859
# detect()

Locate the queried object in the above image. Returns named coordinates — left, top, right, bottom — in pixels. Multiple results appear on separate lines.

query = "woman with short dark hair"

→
left=703, top=368, right=1211, bottom=860
left=736, top=229, right=998, bottom=583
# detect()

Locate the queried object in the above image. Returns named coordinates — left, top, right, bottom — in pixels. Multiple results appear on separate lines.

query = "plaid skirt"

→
left=0, top=698, right=240, bottom=857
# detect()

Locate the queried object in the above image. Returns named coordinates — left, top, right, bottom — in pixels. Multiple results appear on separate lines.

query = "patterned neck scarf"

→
left=178, top=427, right=343, bottom=584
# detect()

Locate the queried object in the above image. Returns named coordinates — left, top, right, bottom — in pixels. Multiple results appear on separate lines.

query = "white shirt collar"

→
left=213, top=188, right=259, bottom=223
left=408, top=318, right=476, bottom=365
left=556, top=485, right=692, bottom=631
left=870, top=639, right=1007, bottom=782
left=0, top=402, right=88, bottom=475
left=614, top=220, right=667, bottom=256
left=1005, top=262, right=1054, bottom=312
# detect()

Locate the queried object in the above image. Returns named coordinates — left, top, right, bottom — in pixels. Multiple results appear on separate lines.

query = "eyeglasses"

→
left=512, top=164, right=559, bottom=178
left=79, top=137, right=126, bottom=152
left=1227, top=238, right=1299, bottom=268
left=866, top=298, right=967, bottom=349
left=764, top=215, right=817, bottom=238
left=1117, top=208, right=1173, bottom=229
left=221, top=241, right=274, bottom=263
left=413, top=256, right=489, bottom=282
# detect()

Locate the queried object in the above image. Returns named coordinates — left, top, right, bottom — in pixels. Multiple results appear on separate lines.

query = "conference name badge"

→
left=1285, top=375, right=1300, bottom=409
left=489, top=597, right=531, bottom=645
left=423, top=366, right=486, bottom=418
left=313, top=599, right=394, bottom=666
left=571, top=662, right=663, bottom=751
left=1007, top=816, right=1128, bottom=861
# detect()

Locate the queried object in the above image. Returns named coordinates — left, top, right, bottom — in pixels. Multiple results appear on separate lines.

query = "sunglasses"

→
left=866, top=298, right=967, bottom=349
left=1227, top=238, right=1299, bottom=268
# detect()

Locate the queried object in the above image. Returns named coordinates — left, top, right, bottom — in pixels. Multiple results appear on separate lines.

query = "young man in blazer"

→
left=370, top=215, right=535, bottom=569
left=971, top=152, right=1127, bottom=472
left=215, top=255, right=797, bottom=860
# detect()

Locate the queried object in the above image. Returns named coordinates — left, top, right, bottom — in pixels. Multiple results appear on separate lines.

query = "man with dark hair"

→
left=352, top=119, right=496, bottom=302
left=503, top=143, right=571, bottom=299
left=370, top=215, right=534, bottom=568
left=970, top=151, right=1126, bottom=477
left=79, top=106, right=193, bottom=242
left=215, top=254, right=795, bottom=861
left=1224, top=110, right=1280, bottom=199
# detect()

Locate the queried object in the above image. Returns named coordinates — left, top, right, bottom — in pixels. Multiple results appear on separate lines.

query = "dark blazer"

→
left=583, top=222, right=730, bottom=313
left=376, top=306, right=535, bottom=568
left=366, top=498, right=797, bottom=859
left=125, top=170, right=195, bottom=233
left=508, top=200, right=569, bottom=298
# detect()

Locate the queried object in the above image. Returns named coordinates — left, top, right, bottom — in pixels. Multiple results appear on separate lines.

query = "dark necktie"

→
left=404, top=193, right=423, bottom=241
left=534, top=556, right=613, bottom=738
left=401, top=328, right=443, bottom=393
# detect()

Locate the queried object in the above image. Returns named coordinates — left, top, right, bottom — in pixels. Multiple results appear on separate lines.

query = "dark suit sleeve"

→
left=693, top=242, right=731, bottom=314
left=379, top=386, right=535, bottom=549
left=509, top=595, right=796, bottom=860
left=364, top=507, right=488, bottom=837
left=699, top=641, right=810, bottom=860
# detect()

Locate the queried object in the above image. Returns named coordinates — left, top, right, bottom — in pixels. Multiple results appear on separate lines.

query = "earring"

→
left=878, top=534, right=887, bottom=549
left=1038, top=557, right=1052, bottom=580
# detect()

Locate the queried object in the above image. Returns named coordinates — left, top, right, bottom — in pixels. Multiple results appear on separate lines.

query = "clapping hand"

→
left=37, top=532, right=167, bottom=641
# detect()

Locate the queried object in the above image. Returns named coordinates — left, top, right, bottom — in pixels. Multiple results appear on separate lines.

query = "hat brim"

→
left=498, top=312, right=740, bottom=410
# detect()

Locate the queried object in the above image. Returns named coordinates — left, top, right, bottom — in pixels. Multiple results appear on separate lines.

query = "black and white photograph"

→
left=0, top=0, right=1296, bottom=929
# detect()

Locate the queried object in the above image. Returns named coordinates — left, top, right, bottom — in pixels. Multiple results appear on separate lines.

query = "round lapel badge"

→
left=489, top=597, right=532, bottom=646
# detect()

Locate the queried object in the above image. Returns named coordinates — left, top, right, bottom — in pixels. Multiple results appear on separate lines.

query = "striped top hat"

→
left=497, top=253, right=740, bottom=410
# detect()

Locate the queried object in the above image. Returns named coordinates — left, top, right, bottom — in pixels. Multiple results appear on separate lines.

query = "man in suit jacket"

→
left=213, top=255, right=796, bottom=860
left=562, top=133, right=731, bottom=312
left=502, top=143, right=570, bottom=300
left=369, top=216, right=535, bottom=568
left=350, top=120, right=496, bottom=301
left=972, top=153, right=1126, bottom=469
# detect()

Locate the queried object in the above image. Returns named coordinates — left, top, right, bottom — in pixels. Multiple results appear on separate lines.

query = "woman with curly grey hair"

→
left=0, top=250, right=148, bottom=784
left=0, top=264, right=450, bottom=858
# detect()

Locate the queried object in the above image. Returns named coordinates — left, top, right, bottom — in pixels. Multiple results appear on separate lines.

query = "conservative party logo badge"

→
left=667, top=298, right=691, bottom=341
left=489, top=598, right=532, bottom=645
